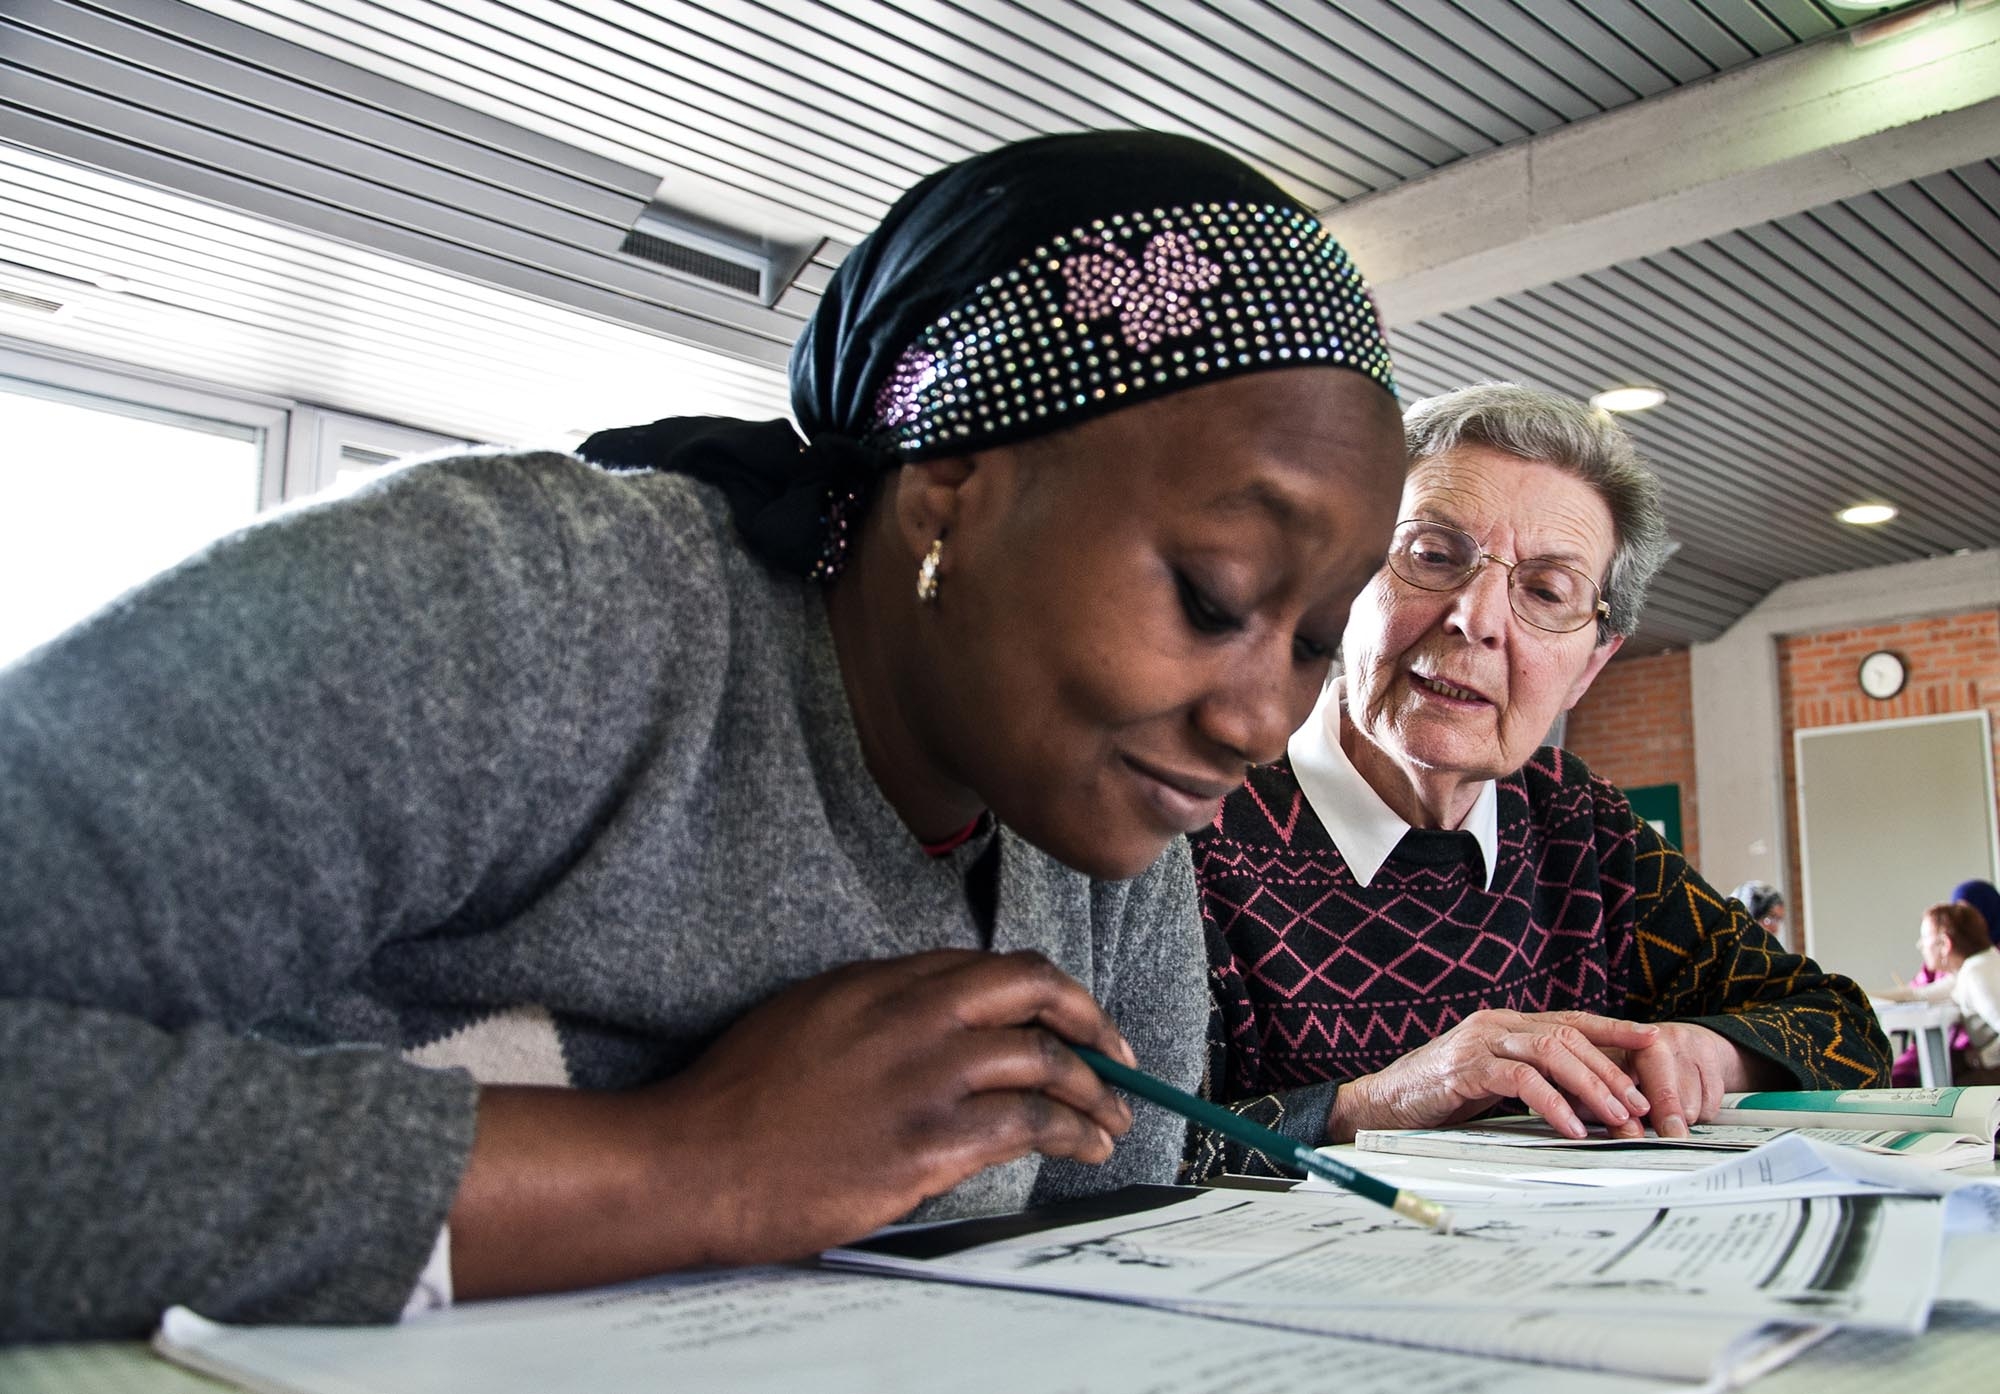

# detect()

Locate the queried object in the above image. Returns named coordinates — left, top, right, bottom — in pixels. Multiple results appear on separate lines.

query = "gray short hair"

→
left=1402, top=383, right=1670, bottom=643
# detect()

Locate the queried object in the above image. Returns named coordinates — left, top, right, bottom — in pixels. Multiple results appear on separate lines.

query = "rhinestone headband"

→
left=866, top=201, right=1394, bottom=456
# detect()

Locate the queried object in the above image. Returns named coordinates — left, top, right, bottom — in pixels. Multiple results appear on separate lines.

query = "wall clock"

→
left=1858, top=649, right=1906, bottom=700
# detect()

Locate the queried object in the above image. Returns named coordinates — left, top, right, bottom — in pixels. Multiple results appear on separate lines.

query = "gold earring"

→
left=916, top=537, right=944, bottom=604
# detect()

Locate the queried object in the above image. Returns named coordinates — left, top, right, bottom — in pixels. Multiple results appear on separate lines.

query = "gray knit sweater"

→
left=0, top=450, right=1205, bottom=1340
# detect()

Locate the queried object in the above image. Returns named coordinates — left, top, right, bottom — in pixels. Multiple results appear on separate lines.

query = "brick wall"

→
left=1564, top=648, right=1700, bottom=868
left=1778, top=607, right=2000, bottom=922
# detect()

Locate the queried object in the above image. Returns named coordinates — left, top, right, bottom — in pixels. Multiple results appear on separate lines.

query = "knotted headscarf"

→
left=580, top=130, right=1395, bottom=581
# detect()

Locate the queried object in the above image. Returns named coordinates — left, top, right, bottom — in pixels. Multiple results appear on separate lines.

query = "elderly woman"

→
left=0, top=132, right=1408, bottom=1337
left=1189, top=384, right=1887, bottom=1174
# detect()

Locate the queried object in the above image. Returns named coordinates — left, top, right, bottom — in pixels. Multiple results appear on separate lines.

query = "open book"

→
left=1355, top=1086, right=2000, bottom=1172
left=1713, top=1085, right=1999, bottom=1135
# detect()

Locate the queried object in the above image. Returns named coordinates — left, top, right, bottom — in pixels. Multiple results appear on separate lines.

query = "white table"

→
left=1871, top=998, right=1961, bottom=1087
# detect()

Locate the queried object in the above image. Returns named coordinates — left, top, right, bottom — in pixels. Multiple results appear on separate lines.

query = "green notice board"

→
left=1624, top=783, right=1683, bottom=852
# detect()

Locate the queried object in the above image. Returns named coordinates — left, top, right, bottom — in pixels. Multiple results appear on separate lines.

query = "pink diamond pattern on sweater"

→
left=1192, top=748, right=1889, bottom=1103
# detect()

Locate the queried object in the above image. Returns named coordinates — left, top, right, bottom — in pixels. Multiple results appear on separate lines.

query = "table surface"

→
left=1871, top=998, right=1962, bottom=1028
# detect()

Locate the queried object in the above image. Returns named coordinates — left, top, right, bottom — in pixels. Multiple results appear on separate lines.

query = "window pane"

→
left=0, top=382, right=263, bottom=666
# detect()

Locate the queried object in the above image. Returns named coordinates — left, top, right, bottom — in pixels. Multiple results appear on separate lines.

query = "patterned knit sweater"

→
left=1186, top=749, right=1889, bottom=1177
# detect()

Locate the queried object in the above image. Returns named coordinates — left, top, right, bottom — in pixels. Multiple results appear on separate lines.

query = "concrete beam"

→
left=1327, top=3, right=2000, bottom=325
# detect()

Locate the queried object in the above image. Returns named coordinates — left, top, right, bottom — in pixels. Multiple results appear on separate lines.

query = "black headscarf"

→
left=580, top=130, right=1392, bottom=579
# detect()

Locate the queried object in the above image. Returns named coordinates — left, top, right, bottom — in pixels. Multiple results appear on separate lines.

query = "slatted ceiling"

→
left=191, top=0, right=943, bottom=237
left=0, top=142, right=788, bottom=441
left=0, top=150, right=786, bottom=399
left=8, top=0, right=650, bottom=228
left=1416, top=5, right=1632, bottom=123
left=1610, top=0, right=1754, bottom=71
left=1876, top=180, right=2000, bottom=318
left=1395, top=169, right=2000, bottom=593
left=5, top=0, right=817, bottom=366
left=1140, top=5, right=1449, bottom=173
left=1751, top=209, right=2000, bottom=403
left=980, top=3, right=1381, bottom=203
left=1475, top=277, right=1941, bottom=537
left=1668, top=232, right=2000, bottom=516
left=3, top=0, right=1986, bottom=656
left=385, top=0, right=919, bottom=211
left=190, top=0, right=1880, bottom=244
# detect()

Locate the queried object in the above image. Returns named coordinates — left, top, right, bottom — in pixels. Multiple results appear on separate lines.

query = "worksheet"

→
left=154, top=1267, right=1704, bottom=1394
left=827, top=1183, right=1943, bottom=1332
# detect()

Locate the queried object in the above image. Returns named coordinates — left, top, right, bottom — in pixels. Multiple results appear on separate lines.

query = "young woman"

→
left=0, top=131, right=1408, bottom=1338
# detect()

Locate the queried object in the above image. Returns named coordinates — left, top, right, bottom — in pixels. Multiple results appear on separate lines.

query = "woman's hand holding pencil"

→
left=1070, top=1046, right=1452, bottom=1232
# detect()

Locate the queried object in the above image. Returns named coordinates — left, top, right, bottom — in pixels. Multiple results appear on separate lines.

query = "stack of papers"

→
left=822, top=1133, right=2000, bottom=1390
left=150, top=1109, right=2000, bottom=1394
left=1354, top=1087, right=2000, bottom=1173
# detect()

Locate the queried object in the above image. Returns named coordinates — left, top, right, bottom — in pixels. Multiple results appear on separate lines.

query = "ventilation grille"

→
left=0, top=286, right=67, bottom=316
left=619, top=228, right=763, bottom=297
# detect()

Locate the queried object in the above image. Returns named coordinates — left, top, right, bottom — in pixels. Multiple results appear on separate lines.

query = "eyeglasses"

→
left=1384, top=519, right=1610, bottom=635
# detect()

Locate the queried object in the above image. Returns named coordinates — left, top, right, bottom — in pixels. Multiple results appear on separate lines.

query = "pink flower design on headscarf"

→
left=1061, top=231, right=1223, bottom=352
left=872, top=346, right=943, bottom=427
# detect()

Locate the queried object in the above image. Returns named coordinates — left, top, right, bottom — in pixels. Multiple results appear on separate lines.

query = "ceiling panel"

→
left=183, top=0, right=1875, bottom=238
left=1, top=0, right=1991, bottom=659
left=0, top=142, right=790, bottom=444
left=1394, top=157, right=2000, bottom=653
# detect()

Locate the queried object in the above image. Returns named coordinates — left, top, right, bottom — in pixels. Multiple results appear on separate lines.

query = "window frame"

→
left=0, top=341, right=477, bottom=506
left=0, top=342, right=294, bottom=508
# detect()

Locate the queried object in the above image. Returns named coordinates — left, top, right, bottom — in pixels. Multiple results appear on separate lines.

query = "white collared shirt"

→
left=1285, top=678, right=1498, bottom=891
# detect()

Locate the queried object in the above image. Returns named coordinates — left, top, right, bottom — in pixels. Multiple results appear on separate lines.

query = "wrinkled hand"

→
left=1326, top=1009, right=1660, bottom=1142
left=657, top=948, right=1136, bottom=1262
left=1599, top=1021, right=1751, bottom=1139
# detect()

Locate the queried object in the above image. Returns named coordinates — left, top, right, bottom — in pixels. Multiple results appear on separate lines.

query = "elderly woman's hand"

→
left=1323, top=1008, right=1661, bottom=1143
left=1606, top=1022, right=1784, bottom=1138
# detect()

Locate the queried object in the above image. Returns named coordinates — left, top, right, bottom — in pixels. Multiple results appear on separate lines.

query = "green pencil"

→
left=1073, top=1046, right=1453, bottom=1233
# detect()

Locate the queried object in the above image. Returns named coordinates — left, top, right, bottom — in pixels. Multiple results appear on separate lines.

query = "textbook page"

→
left=1321, top=1134, right=2000, bottom=1230
left=1162, top=1300, right=1829, bottom=1386
left=152, top=1267, right=1697, bottom=1394
left=1354, top=1117, right=1991, bottom=1171
left=825, top=1183, right=1942, bottom=1333
left=1714, top=1085, right=2000, bottom=1140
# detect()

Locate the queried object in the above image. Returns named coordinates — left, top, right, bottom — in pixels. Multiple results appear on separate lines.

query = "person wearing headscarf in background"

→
left=1953, top=879, right=2000, bottom=946
left=1730, top=881, right=1786, bottom=940
left=1885, top=879, right=2000, bottom=1085
left=0, top=132, right=1410, bottom=1339
left=1877, top=901, right=2000, bottom=1086
left=1186, top=385, right=1887, bottom=1180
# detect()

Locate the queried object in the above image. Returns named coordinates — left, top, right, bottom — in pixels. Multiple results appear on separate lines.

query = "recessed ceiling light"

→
left=1836, top=503, right=1897, bottom=526
left=1589, top=386, right=1666, bottom=413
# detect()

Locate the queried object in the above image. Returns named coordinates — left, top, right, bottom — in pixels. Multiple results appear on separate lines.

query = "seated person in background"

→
left=1187, top=383, right=1888, bottom=1179
left=0, top=132, right=1413, bottom=1339
left=1730, top=880, right=1786, bottom=940
left=1886, top=879, right=1995, bottom=1084
left=1953, top=879, right=2000, bottom=942
left=1878, top=901, right=2000, bottom=1086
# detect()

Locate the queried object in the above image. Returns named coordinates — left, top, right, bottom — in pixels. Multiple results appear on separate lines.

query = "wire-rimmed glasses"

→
left=1385, top=519, right=1609, bottom=634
